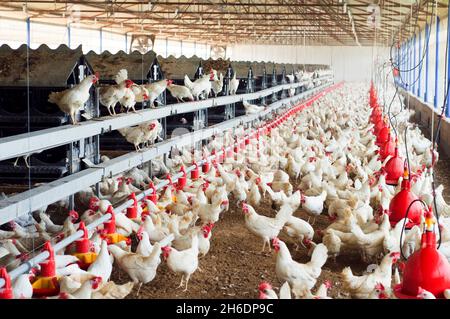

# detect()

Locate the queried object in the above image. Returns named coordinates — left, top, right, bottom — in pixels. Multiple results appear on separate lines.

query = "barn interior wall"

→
left=227, top=45, right=390, bottom=82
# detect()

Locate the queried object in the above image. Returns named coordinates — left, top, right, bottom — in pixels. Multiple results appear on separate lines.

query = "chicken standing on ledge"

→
left=48, top=73, right=98, bottom=125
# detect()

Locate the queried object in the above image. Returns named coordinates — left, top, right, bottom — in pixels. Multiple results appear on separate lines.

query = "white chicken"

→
left=48, top=73, right=98, bottom=124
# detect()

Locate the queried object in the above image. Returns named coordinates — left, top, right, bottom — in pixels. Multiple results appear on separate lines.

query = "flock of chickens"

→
left=4, top=81, right=449, bottom=299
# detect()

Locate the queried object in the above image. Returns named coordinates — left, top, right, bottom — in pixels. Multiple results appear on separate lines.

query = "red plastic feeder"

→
left=202, top=159, right=210, bottom=173
left=384, top=146, right=404, bottom=186
left=32, top=242, right=60, bottom=297
left=191, top=162, right=199, bottom=180
left=101, top=206, right=130, bottom=245
left=0, top=268, right=13, bottom=299
left=380, top=135, right=396, bottom=160
left=177, top=166, right=187, bottom=190
left=376, top=125, right=390, bottom=146
left=72, top=222, right=97, bottom=270
left=126, top=192, right=138, bottom=219
left=394, top=209, right=450, bottom=299
left=388, top=168, right=422, bottom=228
left=145, top=182, right=158, bottom=204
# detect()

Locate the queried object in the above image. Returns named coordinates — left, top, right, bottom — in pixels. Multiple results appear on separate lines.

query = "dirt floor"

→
left=110, top=172, right=441, bottom=299
left=109, top=156, right=450, bottom=299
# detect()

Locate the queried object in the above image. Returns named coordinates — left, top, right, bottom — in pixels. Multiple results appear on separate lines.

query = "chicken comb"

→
left=375, top=282, right=385, bottom=291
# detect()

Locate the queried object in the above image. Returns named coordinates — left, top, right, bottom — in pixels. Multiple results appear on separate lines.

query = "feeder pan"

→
left=384, top=147, right=404, bottom=186
left=373, top=116, right=384, bottom=134
left=126, top=192, right=138, bottom=219
left=72, top=222, right=97, bottom=270
left=380, top=135, right=396, bottom=160
left=388, top=169, right=422, bottom=228
left=191, top=162, right=199, bottom=180
left=0, top=268, right=13, bottom=299
left=32, top=242, right=60, bottom=297
left=177, top=166, right=187, bottom=190
left=102, top=206, right=130, bottom=246
left=145, top=182, right=158, bottom=204
left=394, top=210, right=450, bottom=298
left=376, top=125, right=390, bottom=146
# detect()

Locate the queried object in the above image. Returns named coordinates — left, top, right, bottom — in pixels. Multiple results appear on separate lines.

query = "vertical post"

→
left=165, top=38, right=168, bottom=57
left=67, top=23, right=71, bottom=48
left=424, top=23, right=430, bottom=102
left=418, top=29, right=422, bottom=97
left=409, top=38, right=413, bottom=92
left=446, top=7, right=450, bottom=117
left=413, top=34, right=416, bottom=94
left=125, top=32, right=127, bottom=53
left=180, top=40, right=183, bottom=56
left=434, top=16, right=440, bottom=108
left=99, top=27, right=103, bottom=52
left=26, top=17, right=30, bottom=47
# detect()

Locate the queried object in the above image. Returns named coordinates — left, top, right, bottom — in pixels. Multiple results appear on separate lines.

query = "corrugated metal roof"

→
left=0, top=44, right=83, bottom=87
left=85, top=50, right=157, bottom=82
left=158, top=55, right=202, bottom=79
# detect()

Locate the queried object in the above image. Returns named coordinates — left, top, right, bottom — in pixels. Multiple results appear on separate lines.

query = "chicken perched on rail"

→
left=118, top=121, right=160, bottom=151
left=211, top=69, right=224, bottom=97
left=99, top=69, right=132, bottom=116
left=229, top=72, right=240, bottom=95
left=167, top=82, right=194, bottom=102
left=184, top=71, right=213, bottom=100
left=48, top=73, right=98, bottom=124
left=243, top=100, right=266, bottom=114
left=144, top=79, right=171, bottom=108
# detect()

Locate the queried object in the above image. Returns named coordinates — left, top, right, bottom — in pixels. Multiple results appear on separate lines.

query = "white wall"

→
left=227, top=44, right=389, bottom=82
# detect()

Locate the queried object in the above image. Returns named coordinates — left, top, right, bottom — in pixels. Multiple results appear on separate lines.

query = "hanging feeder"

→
left=380, top=134, right=396, bottom=160
left=394, top=207, right=450, bottom=298
left=388, top=165, right=422, bottom=228
left=376, top=125, right=390, bottom=146
left=145, top=182, right=158, bottom=204
left=202, top=158, right=210, bottom=173
left=177, top=166, right=187, bottom=190
left=31, top=242, right=60, bottom=297
left=101, top=206, right=131, bottom=246
left=0, top=268, right=13, bottom=299
left=191, top=162, right=199, bottom=180
left=71, top=222, right=97, bottom=270
left=384, top=145, right=404, bottom=185
left=126, top=192, right=138, bottom=219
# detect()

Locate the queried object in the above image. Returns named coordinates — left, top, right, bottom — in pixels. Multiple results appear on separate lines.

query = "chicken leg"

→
left=136, top=282, right=143, bottom=297
left=70, top=112, right=78, bottom=125
left=183, top=274, right=191, bottom=292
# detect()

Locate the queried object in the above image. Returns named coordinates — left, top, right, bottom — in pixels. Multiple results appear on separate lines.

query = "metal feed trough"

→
left=0, top=44, right=99, bottom=183
left=85, top=50, right=162, bottom=151
left=158, top=55, right=204, bottom=134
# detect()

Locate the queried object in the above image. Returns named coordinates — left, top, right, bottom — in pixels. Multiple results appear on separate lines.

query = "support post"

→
left=26, top=17, right=30, bottom=47
left=418, top=29, right=422, bottom=97
left=424, top=23, right=430, bottom=102
left=434, top=16, right=440, bottom=108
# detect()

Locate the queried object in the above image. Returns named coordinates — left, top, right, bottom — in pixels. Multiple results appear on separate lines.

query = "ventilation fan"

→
left=130, top=34, right=154, bottom=54
left=210, top=46, right=226, bottom=59
left=366, top=4, right=381, bottom=29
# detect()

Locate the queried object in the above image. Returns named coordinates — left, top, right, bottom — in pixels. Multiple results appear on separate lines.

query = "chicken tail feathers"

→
left=184, top=75, right=194, bottom=90
left=309, top=243, right=328, bottom=269
left=48, top=91, right=64, bottom=104
left=114, top=69, right=128, bottom=85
